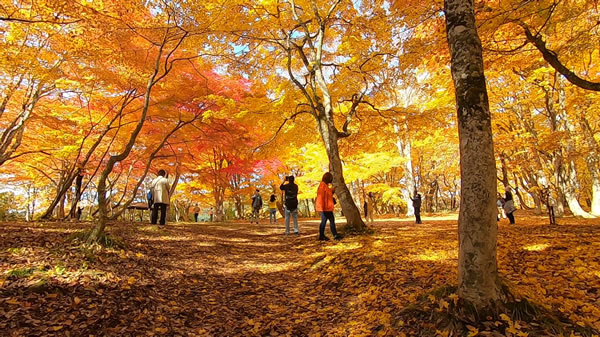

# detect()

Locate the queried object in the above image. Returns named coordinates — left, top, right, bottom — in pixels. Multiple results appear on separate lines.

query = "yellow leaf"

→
left=53, top=326, right=63, bottom=331
left=466, top=325, right=478, bottom=336
left=127, top=276, right=136, bottom=285
left=73, top=297, right=81, bottom=305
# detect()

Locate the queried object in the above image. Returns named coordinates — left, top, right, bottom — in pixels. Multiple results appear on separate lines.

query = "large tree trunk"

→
left=69, top=173, right=84, bottom=219
left=394, top=123, right=416, bottom=216
left=317, top=117, right=365, bottom=232
left=578, top=114, right=600, bottom=216
left=445, top=0, right=500, bottom=306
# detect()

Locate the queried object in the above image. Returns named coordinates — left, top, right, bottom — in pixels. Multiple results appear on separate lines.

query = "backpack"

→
left=147, top=190, right=153, bottom=201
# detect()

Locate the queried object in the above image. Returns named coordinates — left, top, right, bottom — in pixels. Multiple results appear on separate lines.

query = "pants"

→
left=415, top=207, right=421, bottom=224
left=269, top=208, right=277, bottom=223
left=194, top=213, right=199, bottom=222
left=285, top=207, right=298, bottom=234
left=507, top=212, right=515, bottom=224
left=319, top=211, right=338, bottom=238
left=152, top=203, right=167, bottom=225
left=210, top=214, right=213, bottom=222
left=251, top=207, right=260, bottom=223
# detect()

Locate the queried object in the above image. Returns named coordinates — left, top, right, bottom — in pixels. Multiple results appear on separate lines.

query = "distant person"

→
left=209, top=207, right=214, bottom=222
left=280, top=175, right=299, bottom=235
left=365, top=192, right=375, bottom=225
left=193, top=204, right=200, bottom=222
left=250, top=189, right=263, bottom=224
left=503, top=191, right=516, bottom=224
left=496, top=193, right=505, bottom=221
left=315, top=172, right=340, bottom=241
left=151, top=170, right=170, bottom=226
left=410, top=192, right=422, bottom=224
left=268, top=194, right=278, bottom=224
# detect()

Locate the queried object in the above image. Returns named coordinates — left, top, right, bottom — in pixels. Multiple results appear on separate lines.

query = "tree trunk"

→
left=394, top=123, right=416, bottom=216
left=445, top=0, right=500, bottom=306
left=317, top=117, right=365, bottom=232
left=69, top=173, right=84, bottom=219
left=578, top=114, right=600, bottom=216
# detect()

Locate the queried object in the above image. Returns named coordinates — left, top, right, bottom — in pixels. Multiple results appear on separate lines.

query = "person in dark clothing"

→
left=280, top=175, right=299, bottom=235
left=250, top=189, right=263, bottom=224
left=410, top=192, right=422, bottom=224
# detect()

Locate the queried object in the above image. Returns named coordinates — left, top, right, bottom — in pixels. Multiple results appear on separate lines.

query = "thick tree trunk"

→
left=445, top=0, right=500, bottom=306
left=394, top=123, right=416, bottom=216
left=69, top=173, right=84, bottom=219
left=317, top=117, right=365, bottom=232
left=578, top=115, right=600, bottom=216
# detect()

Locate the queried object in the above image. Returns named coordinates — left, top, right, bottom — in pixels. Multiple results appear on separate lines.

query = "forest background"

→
left=1, top=0, right=599, bottom=227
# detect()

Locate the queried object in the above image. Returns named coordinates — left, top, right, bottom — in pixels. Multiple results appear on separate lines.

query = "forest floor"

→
left=1, top=212, right=600, bottom=336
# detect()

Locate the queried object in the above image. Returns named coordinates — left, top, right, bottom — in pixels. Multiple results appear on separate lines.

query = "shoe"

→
left=333, top=235, right=342, bottom=241
left=294, top=232, right=299, bottom=235
left=318, top=235, right=330, bottom=241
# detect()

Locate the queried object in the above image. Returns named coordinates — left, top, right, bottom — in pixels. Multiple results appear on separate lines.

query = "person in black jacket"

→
left=410, top=192, right=422, bottom=224
left=280, top=175, right=299, bottom=235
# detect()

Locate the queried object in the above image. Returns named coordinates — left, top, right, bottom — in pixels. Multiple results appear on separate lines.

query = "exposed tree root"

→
left=394, top=283, right=599, bottom=337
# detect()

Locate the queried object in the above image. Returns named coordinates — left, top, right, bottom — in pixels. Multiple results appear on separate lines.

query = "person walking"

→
left=151, top=170, right=170, bottom=226
left=280, top=176, right=299, bottom=235
left=268, top=194, right=278, bottom=224
left=410, top=192, right=422, bottom=224
left=209, top=207, right=214, bottom=222
left=193, top=204, right=200, bottom=222
left=503, top=191, right=516, bottom=224
left=315, top=172, right=340, bottom=241
left=251, top=189, right=263, bottom=224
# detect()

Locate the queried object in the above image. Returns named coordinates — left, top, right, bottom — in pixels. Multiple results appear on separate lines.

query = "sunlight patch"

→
left=412, top=249, right=456, bottom=261
left=324, top=242, right=362, bottom=251
left=523, top=243, right=550, bottom=251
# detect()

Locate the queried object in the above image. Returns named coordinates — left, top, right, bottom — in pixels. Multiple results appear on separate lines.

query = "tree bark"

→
left=445, top=0, right=500, bottom=306
left=317, top=117, right=365, bottom=232
left=394, top=123, right=416, bottom=216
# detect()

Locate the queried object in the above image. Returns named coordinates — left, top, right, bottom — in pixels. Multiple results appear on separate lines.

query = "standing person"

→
left=503, top=191, right=516, bottom=224
left=193, top=204, right=200, bottom=222
left=268, top=194, right=278, bottom=224
left=315, top=172, right=340, bottom=241
left=209, top=207, right=214, bottom=222
left=365, top=192, right=375, bottom=225
left=151, top=170, right=170, bottom=226
left=250, top=189, right=263, bottom=224
left=410, top=192, right=422, bottom=224
left=496, top=193, right=505, bottom=221
left=280, top=175, right=299, bottom=235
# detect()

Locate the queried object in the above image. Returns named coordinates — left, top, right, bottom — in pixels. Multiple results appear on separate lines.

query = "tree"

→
left=445, top=0, right=500, bottom=305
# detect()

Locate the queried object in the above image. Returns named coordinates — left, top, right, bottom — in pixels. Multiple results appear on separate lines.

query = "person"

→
left=193, top=204, right=200, bottom=222
left=280, top=175, right=299, bottom=235
left=268, top=194, right=278, bottom=224
left=209, top=207, right=214, bottom=222
left=315, top=172, right=340, bottom=241
left=410, top=192, right=422, bottom=224
left=365, top=192, right=375, bottom=224
left=250, top=189, right=263, bottom=224
left=503, top=191, right=516, bottom=224
left=496, top=193, right=505, bottom=221
left=151, top=170, right=170, bottom=226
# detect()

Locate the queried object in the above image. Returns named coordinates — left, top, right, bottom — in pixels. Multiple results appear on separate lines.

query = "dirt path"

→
left=1, top=215, right=600, bottom=336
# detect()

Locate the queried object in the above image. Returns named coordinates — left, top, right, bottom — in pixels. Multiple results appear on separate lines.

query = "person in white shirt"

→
left=502, top=191, right=516, bottom=225
left=151, top=170, right=170, bottom=226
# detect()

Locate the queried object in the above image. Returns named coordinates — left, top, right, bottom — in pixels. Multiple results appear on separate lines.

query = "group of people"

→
left=497, top=191, right=516, bottom=224
left=250, top=173, right=341, bottom=241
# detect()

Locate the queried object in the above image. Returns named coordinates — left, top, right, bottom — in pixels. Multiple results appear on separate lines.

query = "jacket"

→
left=151, top=176, right=170, bottom=204
left=503, top=199, right=516, bottom=214
left=315, top=182, right=334, bottom=212
left=279, top=182, right=299, bottom=211
left=252, top=194, right=263, bottom=209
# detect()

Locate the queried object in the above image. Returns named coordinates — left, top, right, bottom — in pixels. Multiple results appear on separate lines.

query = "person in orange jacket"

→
left=315, top=172, right=341, bottom=241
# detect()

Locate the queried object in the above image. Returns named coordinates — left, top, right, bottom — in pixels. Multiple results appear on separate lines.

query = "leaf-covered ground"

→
left=1, top=213, right=599, bottom=336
